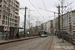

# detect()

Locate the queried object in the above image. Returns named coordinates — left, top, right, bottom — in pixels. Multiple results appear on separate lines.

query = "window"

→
left=6, top=17, right=7, bottom=20
left=69, top=25, right=72, bottom=33
left=13, top=15, right=14, bottom=18
left=10, top=22, right=11, bottom=26
left=14, top=0, right=15, bottom=2
left=73, top=20, right=75, bottom=22
left=10, top=18, right=11, bottom=21
left=5, top=27, right=6, bottom=29
left=3, top=6, right=6, bottom=10
left=4, top=1, right=7, bottom=5
left=15, top=16, right=17, bottom=19
left=3, top=15, right=5, bottom=19
left=12, top=23, right=13, bottom=26
left=2, top=20, right=5, bottom=24
left=6, top=21, right=7, bottom=25
left=15, top=20, right=17, bottom=23
left=72, top=18, right=75, bottom=19
left=12, top=19, right=14, bottom=22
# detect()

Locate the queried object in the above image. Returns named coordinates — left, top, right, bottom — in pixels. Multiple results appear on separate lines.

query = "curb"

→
left=0, top=36, right=40, bottom=45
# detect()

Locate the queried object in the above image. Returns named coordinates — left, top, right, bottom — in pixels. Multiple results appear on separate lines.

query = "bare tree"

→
left=55, top=0, right=74, bottom=42
left=58, top=0, right=74, bottom=14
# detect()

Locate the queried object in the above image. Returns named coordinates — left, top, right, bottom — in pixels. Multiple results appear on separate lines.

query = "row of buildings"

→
left=30, top=10, right=75, bottom=35
left=43, top=10, right=75, bottom=35
left=28, top=20, right=53, bottom=34
left=53, top=10, right=75, bottom=35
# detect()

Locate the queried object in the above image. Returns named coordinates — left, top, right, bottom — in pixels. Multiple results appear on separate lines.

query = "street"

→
left=0, top=36, right=53, bottom=50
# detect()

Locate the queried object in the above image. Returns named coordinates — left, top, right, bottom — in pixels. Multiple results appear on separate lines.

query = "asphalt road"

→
left=0, top=36, right=53, bottom=50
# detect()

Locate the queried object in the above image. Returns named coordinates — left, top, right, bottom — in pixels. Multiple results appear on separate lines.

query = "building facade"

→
left=53, top=17, right=58, bottom=33
left=0, top=0, right=19, bottom=32
left=55, top=10, right=75, bottom=34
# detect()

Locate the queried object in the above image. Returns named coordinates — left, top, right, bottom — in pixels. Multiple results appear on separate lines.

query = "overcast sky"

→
left=17, top=0, right=75, bottom=29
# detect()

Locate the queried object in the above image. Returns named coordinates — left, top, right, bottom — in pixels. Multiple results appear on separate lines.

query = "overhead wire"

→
left=28, top=0, right=44, bottom=18
left=42, top=0, right=50, bottom=19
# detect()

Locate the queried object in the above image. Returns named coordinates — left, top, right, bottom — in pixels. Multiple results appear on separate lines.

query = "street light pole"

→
left=24, top=7, right=28, bottom=38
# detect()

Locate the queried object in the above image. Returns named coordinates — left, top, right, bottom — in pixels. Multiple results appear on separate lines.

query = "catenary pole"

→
left=24, top=7, right=28, bottom=38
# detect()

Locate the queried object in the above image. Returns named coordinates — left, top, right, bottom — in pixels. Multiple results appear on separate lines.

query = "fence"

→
left=60, top=34, right=75, bottom=45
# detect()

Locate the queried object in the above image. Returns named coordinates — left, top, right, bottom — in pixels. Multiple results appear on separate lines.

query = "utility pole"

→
left=24, top=7, right=28, bottom=38
left=57, top=0, right=67, bottom=42
left=57, top=5, right=60, bottom=38
left=20, top=7, right=28, bottom=38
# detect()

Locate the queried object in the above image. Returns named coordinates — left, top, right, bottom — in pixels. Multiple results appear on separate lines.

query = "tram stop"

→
left=9, top=27, right=23, bottom=39
left=0, top=26, right=23, bottom=40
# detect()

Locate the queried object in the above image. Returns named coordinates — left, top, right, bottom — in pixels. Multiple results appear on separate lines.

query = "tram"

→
left=40, top=30, right=48, bottom=37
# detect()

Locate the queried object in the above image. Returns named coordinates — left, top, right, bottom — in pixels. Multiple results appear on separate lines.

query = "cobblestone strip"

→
left=43, top=36, right=53, bottom=50
left=30, top=36, right=52, bottom=50
left=0, top=38, right=40, bottom=50
left=4, top=37, right=48, bottom=50
left=30, top=37, right=49, bottom=50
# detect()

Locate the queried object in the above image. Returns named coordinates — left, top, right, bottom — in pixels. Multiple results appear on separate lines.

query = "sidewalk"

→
left=54, top=36, right=75, bottom=50
left=0, top=36, right=39, bottom=44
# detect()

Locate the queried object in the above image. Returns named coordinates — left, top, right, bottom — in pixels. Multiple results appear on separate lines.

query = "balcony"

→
left=15, top=1, right=19, bottom=5
left=15, top=2, right=19, bottom=6
left=15, top=13, right=19, bottom=17
left=15, top=10, right=19, bottom=13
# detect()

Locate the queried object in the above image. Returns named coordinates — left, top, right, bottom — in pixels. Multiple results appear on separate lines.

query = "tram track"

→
left=0, top=37, right=40, bottom=50
left=30, top=36, right=53, bottom=50
left=0, top=36, right=53, bottom=50
left=42, top=36, right=53, bottom=50
left=0, top=36, right=40, bottom=45
left=29, top=37, right=49, bottom=50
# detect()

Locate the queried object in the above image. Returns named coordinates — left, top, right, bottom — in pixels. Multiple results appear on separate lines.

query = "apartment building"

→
left=0, top=0, right=19, bottom=32
left=68, top=10, right=75, bottom=34
left=53, top=17, right=58, bottom=33
left=43, top=20, right=53, bottom=33
left=60, top=13, right=68, bottom=32
left=42, top=23, right=45, bottom=30
left=59, top=10, right=75, bottom=34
